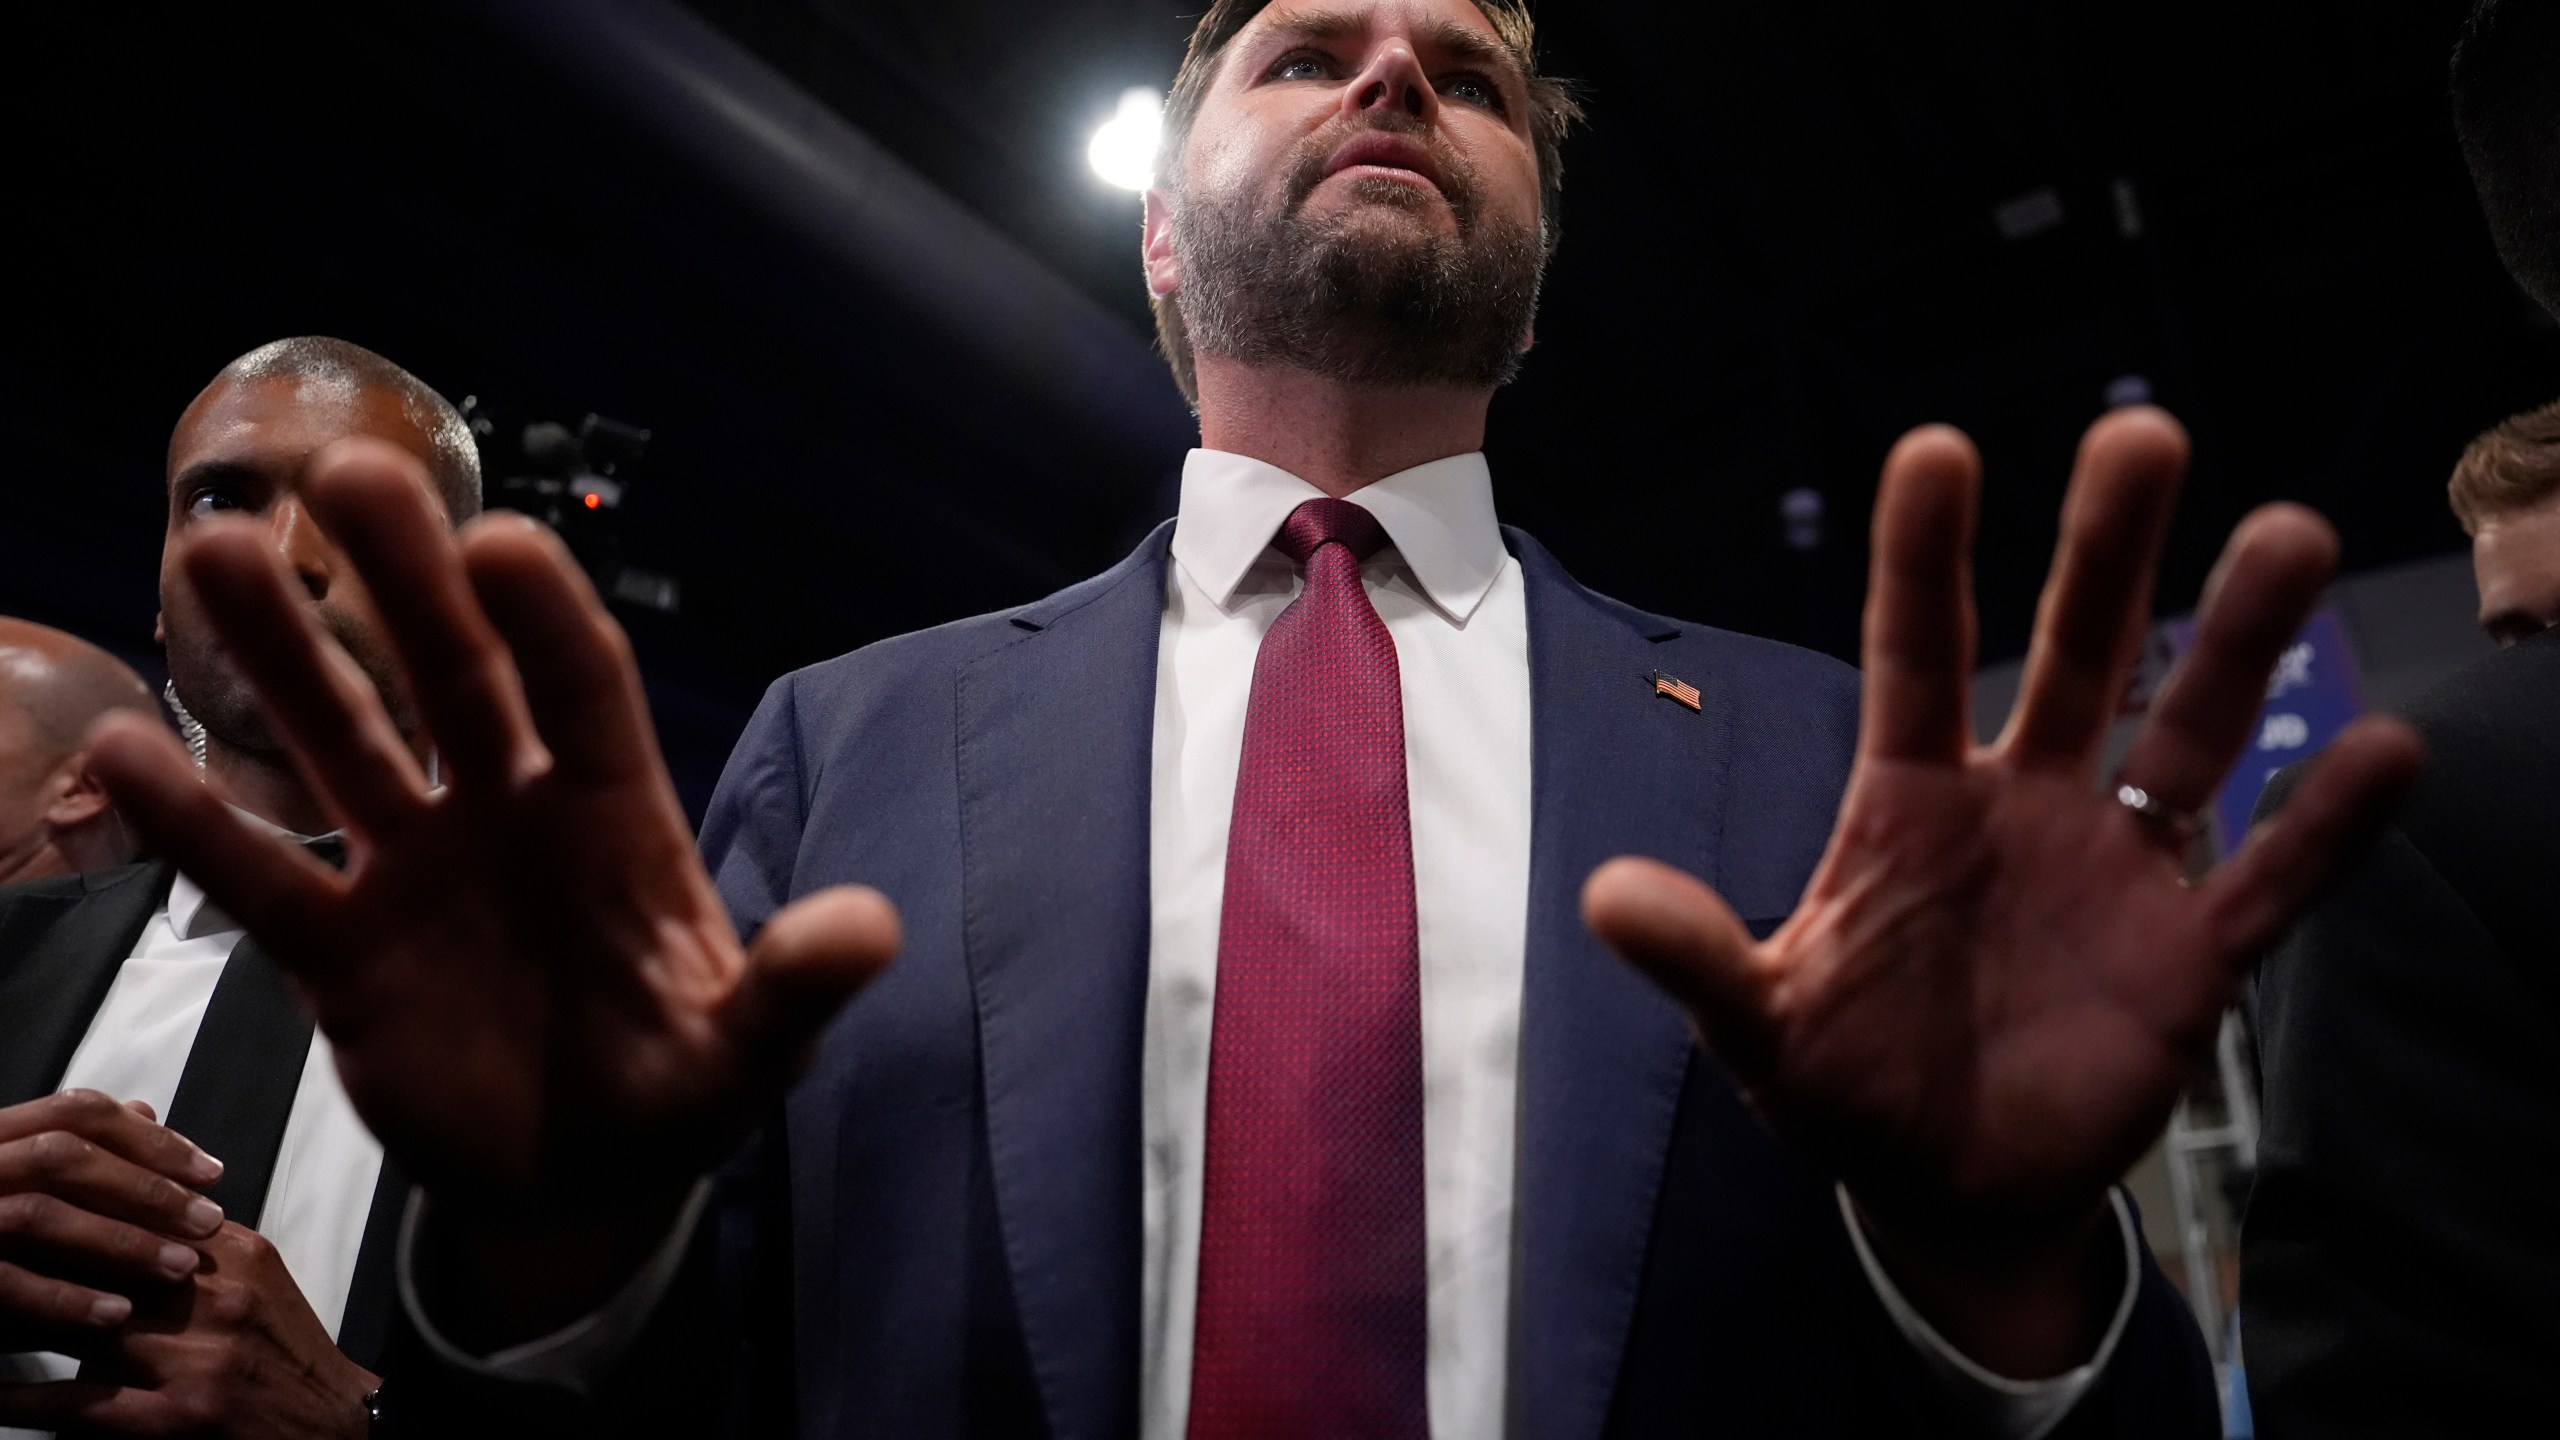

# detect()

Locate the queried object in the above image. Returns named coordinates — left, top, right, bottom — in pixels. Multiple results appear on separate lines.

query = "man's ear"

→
left=1144, top=188, right=1182, bottom=301
left=42, top=757, right=112, bottom=830
left=153, top=612, right=166, bottom=645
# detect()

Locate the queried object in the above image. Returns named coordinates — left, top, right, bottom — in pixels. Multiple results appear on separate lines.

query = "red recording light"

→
left=583, top=492, right=602, bottom=510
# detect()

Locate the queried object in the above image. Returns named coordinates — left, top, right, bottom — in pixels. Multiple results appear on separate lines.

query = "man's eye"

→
left=1272, top=54, right=1330, bottom=81
left=185, top=491, right=239, bottom=521
left=1445, top=75, right=1504, bottom=111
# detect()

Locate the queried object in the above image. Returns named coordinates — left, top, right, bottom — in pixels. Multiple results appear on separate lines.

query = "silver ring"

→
left=2114, top=782, right=2202, bottom=842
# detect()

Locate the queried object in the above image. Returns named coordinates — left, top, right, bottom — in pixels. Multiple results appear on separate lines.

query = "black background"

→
left=7, top=0, right=2552, bottom=814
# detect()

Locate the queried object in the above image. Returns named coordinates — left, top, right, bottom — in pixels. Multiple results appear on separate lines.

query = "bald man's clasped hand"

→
left=0, top=1094, right=382, bottom=1438
left=83, top=410, right=2416, bottom=1360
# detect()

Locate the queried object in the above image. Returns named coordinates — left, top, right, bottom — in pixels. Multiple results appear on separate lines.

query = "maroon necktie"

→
left=1189, top=498, right=1430, bottom=1440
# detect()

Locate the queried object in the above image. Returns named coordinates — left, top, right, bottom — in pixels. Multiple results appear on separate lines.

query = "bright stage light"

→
left=1088, top=88, right=1163, bottom=193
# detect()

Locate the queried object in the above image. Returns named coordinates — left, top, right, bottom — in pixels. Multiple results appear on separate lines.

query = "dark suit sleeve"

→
left=700, top=673, right=813, bottom=941
left=2048, top=1221, right=2220, bottom=1439
left=1608, top=1057, right=2215, bottom=1439
left=2243, top=814, right=2560, bottom=1433
left=1848, top=1194, right=2217, bottom=1439
left=373, top=1119, right=795, bottom=1439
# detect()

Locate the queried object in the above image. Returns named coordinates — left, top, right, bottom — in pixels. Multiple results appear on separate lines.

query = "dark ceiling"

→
left=6, top=0, right=2554, bottom=814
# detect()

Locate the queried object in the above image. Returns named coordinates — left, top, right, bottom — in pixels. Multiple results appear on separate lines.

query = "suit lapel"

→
left=954, top=524, right=1170, bottom=1440
left=0, top=863, right=173, bottom=1106
left=1507, top=533, right=1725, bottom=1440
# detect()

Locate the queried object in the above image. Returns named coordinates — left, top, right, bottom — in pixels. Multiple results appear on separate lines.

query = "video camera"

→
left=462, top=399, right=680, bottom=614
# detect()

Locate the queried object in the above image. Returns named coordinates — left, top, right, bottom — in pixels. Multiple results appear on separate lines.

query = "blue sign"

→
left=2160, top=607, right=2365, bottom=854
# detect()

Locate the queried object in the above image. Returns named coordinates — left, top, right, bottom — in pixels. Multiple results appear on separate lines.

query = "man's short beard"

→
left=1171, top=126, right=1547, bottom=390
left=164, top=617, right=417, bottom=763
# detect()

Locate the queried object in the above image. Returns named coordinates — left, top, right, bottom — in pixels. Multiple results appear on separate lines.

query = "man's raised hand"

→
left=84, top=441, right=899, bottom=1225
left=1583, top=408, right=2421, bottom=1374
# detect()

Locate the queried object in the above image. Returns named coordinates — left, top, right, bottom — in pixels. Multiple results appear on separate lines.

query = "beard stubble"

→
left=1171, top=116, right=1548, bottom=390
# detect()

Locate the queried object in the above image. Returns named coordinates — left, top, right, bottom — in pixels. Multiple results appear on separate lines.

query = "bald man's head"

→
left=159, top=336, right=477, bottom=785
left=0, top=618, right=159, bottom=884
left=186, top=337, right=481, bottom=521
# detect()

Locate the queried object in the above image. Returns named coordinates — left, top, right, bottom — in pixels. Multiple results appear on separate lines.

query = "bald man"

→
left=0, top=621, right=155, bottom=886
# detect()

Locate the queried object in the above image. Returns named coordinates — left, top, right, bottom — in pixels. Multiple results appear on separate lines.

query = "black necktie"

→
left=162, top=936, right=316, bottom=1227
left=163, top=837, right=340, bottom=1227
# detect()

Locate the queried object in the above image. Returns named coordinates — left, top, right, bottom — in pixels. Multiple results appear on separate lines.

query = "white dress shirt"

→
left=1141, top=450, right=2129, bottom=1440
left=0, top=870, right=386, bottom=1440
left=1143, top=451, right=1532, bottom=1440
left=418, top=448, right=2136, bottom=1439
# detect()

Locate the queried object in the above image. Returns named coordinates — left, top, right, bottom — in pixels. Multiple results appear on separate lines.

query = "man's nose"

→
left=268, top=496, right=335, bottom=601
left=1341, top=40, right=1438, bottom=125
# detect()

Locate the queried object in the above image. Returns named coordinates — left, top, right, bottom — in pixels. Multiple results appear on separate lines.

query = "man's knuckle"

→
left=205, top=1278, right=254, bottom=1325
left=52, top=1089, right=117, bottom=1127
left=138, top=1166, right=197, bottom=1211
left=37, top=1276, right=89, bottom=1317
left=170, top=1387, right=223, bottom=1429
left=23, top=1130, right=91, bottom=1176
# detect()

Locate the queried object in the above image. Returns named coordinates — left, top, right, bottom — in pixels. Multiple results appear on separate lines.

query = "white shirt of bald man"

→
left=0, top=864, right=383, bottom=1440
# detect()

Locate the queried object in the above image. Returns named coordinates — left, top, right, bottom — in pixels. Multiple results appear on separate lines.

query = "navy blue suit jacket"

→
left=417, top=524, right=2211, bottom=1437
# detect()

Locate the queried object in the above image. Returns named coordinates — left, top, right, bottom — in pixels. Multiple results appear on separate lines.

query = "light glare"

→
left=1088, top=88, right=1163, bottom=193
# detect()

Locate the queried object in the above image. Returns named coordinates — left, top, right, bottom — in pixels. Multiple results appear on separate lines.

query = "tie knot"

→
left=1273, top=498, right=1388, bottom=567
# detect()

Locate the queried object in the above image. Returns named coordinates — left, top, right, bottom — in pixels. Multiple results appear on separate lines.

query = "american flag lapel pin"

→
left=1649, top=669, right=1702, bottom=712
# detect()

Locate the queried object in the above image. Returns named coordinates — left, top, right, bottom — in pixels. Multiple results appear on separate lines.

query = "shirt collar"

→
left=1169, top=449, right=1507, bottom=625
left=169, top=807, right=342, bottom=942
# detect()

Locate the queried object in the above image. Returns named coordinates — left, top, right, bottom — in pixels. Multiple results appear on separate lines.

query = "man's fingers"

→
left=1582, top=857, right=1775, bottom=1080
left=0, top=1260, right=135, bottom=1338
left=1861, top=426, right=1980, bottom=766
left=2201, top=717, right=2425, bottom=962
left=2115, top=505, right=2339, bottom=814
left=0, top=1190, right=205, bottom=1291
left=303, top=439, right=541, bottom=789
left=84, top=714, right=339, bottom=962
left=0, top=1091, right=221, bottom=1190
left=175, top=517, right=430, bottom=834
left=0, top=1379, right=159, bottom=1434
left=0, top=1124, right=224, bottom=1242
left=464, top=516, right=668, bottom=790
left=725, top=887, right=903, bottom=1078
left=2001, top=407, right=2190, bottom=773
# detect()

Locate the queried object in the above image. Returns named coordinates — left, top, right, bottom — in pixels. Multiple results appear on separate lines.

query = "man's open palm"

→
left=1587, top=410, right=2419, bottom=1243
left=87, top=442, right=899, bottom=1208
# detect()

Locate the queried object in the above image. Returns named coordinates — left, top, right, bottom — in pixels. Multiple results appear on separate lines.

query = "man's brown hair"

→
left=2451, top=396, right=2560, bottom=534
left=1150, top=0, right=1582, bottom=406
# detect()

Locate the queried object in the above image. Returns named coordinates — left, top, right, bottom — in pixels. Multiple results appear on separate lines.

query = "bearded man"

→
left=79, top=1, right=2421, bottom=1436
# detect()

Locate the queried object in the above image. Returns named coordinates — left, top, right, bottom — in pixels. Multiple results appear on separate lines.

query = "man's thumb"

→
left=1583, top=857, right=1774, bottom=1079
left=728, top=885, right=903, bottom=1068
